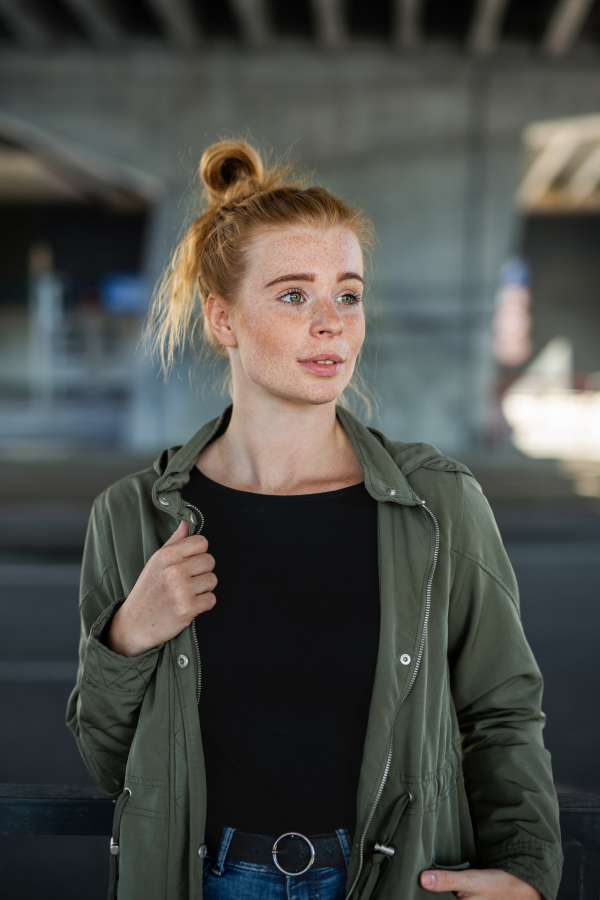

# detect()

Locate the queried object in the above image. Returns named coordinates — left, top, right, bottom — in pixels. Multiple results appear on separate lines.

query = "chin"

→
left=276, top=381, right=347, bottom=407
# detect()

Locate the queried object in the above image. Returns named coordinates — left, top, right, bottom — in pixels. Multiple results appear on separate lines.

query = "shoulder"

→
left=367, top=425, right=477, bottom=502
left=370, top=426, right=473, bottom=479
left=364, top=425, right=499, bottom=547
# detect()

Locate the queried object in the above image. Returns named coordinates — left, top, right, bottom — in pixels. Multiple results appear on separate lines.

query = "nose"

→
left=310, top=298, right=343, bottom=337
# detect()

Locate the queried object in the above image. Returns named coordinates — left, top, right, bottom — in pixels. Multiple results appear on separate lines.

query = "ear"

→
left=205, top=293, right=238, bottom=349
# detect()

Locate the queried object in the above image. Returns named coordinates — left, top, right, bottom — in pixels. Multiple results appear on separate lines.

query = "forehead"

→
left=247, top=226, right=363, bottom=280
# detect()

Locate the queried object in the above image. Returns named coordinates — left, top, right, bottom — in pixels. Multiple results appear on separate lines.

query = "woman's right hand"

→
left=106, top=520, right=217, bottom=657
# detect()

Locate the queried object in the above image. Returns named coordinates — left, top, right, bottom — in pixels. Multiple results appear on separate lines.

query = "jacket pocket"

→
left=108, top=787, right=132, bottom=899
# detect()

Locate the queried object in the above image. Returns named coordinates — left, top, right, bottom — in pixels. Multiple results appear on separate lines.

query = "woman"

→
left=67, top=141, right=562, bottom=900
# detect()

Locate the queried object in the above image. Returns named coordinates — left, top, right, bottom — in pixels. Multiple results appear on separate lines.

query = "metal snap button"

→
left=197, top=844, right=208, bottom=858
left=386, top=488, right=397, bottom=495
left=110, top=839, right=120, bottom=856
left=189, top=512, right=197, bottom=528
left=159, top=497, right=169, bottom=507
left=177, top=654, right=189, bottom=669
left=400, top=653, right=411, bottom=666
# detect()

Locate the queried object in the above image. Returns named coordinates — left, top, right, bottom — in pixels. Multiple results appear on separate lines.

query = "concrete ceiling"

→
left=0, top=0, right=599, bottom=58
left=0, top=111, right=162, bottom=208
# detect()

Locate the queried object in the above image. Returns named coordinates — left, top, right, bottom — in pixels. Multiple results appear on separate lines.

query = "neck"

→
left=201, top=389, right=362, bottom=495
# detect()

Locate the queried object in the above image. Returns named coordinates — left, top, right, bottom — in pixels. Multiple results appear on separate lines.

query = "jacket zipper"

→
left=191, top=618, right=202, bottom=704
left=182, top=502, right=205, bottom=536
left=182, top=502, right=204, bottom=705
left=345, top=501, right=440, bottom=900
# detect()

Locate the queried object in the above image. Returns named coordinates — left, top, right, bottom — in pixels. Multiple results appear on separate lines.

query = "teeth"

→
left=316, top=360, right=335, bottom=365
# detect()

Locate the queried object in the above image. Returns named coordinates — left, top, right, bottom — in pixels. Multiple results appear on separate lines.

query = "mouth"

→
left=298, top=353, right=344, bottom=377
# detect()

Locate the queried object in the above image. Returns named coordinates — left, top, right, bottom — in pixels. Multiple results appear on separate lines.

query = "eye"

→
left=280, top=290, right=304, bottom=304
left=337, top=291, right=362, bottom=305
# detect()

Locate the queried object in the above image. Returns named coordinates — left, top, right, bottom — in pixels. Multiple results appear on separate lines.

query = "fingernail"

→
left=422, top=872, right=436, bottom=887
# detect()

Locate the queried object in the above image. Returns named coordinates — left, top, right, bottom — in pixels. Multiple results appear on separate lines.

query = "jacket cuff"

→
left=483, top=841, right=563, bottom=900
left=83, top=599, right=163, bottom=694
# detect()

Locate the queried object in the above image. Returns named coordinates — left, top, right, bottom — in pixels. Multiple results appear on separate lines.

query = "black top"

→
left=181, top=466, right=380, bottom=849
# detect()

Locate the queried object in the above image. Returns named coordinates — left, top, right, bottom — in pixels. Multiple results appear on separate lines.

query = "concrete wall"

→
left=2, top=48, right=600, bottom=453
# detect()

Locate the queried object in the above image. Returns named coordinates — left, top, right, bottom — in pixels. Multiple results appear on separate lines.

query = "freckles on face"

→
left=231, top=226, right=366, bottom=405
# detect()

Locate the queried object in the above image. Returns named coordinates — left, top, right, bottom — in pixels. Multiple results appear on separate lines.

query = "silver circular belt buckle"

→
left=272, top=832, right=316, bottom=876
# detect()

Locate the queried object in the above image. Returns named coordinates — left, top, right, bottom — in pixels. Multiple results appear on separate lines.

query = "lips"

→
left=298, top=353, right=344, bottom=376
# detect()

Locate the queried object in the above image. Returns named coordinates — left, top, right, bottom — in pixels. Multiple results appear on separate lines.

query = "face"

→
left=207, top=226, right=366, bottom=407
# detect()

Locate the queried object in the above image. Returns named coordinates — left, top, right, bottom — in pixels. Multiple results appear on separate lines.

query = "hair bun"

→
left=200, top=140, right=264, bottom=205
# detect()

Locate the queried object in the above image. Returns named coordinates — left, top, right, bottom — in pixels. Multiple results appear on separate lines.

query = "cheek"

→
left=237, top=306, right=302, bottom=362
left=345, top=309, right=366, bottom=351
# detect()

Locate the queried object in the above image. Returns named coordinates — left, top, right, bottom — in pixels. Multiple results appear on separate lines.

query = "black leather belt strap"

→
left=225, top=830, right=345, bottom=873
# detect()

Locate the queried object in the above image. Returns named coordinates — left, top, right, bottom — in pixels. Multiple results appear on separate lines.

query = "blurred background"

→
left=1, top=1, right=600, bottom=897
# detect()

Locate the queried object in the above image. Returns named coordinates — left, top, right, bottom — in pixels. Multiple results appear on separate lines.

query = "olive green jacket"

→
left=66, top=407, right=562, bottom=900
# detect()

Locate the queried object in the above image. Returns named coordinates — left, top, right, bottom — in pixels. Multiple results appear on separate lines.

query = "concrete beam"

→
left=311, top=0, right=348, bottom=47
left=518, top=132, right=579, bottom=208
left=145, top=0, right=202, bottom=48
left=565, top=142, right=600, bottom=204
left=467, top=0, right=510, bottom=55
left=393, top=0, right=424, bottom=49
left=0, top=0, right=52, bottom=46
left=61, top=0, right=124, bottom=47
left=542, top=0, right=596, bottom=57
left=0, top=109, right=163, bottom=210
left=229, top=0, right=272, bottom=47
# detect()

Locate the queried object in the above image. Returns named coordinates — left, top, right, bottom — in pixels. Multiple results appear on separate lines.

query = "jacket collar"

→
left=152, top=405, right=422, bottom=519
left=335, top=407, right=422, bottom=506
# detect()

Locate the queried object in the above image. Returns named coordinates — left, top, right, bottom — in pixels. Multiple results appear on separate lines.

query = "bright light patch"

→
left=502, top=338, right=600, bottom=463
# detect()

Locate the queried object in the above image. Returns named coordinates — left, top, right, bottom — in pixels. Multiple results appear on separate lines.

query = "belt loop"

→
left=212, top=827, right=236, bottom=876
left=335, top=828, right=353, bottom=871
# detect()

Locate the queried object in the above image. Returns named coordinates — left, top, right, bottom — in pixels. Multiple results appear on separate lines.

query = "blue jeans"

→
left=202, top=827, right=353, bottom=900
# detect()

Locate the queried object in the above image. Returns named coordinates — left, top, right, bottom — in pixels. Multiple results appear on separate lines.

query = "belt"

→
left=226, top=830, right=346, bottom=876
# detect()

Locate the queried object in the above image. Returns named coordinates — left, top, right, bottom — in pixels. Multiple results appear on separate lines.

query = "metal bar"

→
left=145, top=0, right=202, bottom=48
left=229, top=0, right=272, bottom=48
left=310, top=0, right=348, bottom=47
left=61, top=0, right=124, bottom=47
left=393, top=0, right=425, bottom=49
left=0, top=785, right=115, bottom=836
left=0, top=0, right=52, bottom=46
left=0, top=661, right=79, bottom=683
left=467, top=0, right=510, bottom=55
left=542, top=0, right=596, bottom=57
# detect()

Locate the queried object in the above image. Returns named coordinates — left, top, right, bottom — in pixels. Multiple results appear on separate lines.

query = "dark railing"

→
left=0, top=786, right=599, bottom=897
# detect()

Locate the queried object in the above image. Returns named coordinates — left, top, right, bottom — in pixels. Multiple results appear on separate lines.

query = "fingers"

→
left=195, top=591, right=216, bottom=613
left=180, top=552, right=216, bottom=579
left=420, top=868, right=539, bottom=899
left=163, top=525, right=209, bottom=560
left=420, top=870, right=478, bottom=894
left=190, top=570, right=218, bottom=597
left=164, top=520, right=189, bottom=545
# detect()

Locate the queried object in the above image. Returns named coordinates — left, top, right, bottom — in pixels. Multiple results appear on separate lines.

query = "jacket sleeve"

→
left=448, top=474, right=562, bottom=900
left=65, top=495, right=162, bottom=796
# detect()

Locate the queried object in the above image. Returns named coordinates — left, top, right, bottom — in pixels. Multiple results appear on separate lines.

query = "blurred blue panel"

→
left=99, top=272, right=147, bottom=315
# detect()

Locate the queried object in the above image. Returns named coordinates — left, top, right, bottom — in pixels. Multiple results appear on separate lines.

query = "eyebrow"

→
left=265, top=271, right=364, bottom=288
